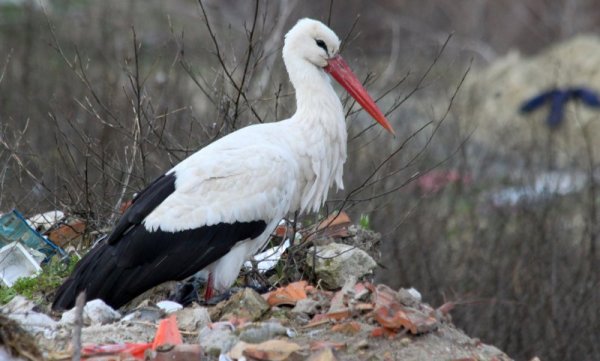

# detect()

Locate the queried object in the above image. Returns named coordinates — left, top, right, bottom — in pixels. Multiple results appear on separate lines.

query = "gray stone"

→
left=1, top=296, right=36, bottom=314
left=174, top=306, right=211, bottom=332
left=2, top=296, right=57, bottom=337
left=291, top=298, right=321, bottom=316
left=237, top=321, right=289, bottom=343
left=397, top=287, right=422, bottom=307
left=306, top=242, right=377, bottom=289
left=198, top=325, right=239, bottom=356
left=218, top=288, right=270, bottom=321
left=6, top=311, right=57, bottom=337
left=60, top=299, right=121, bottom=326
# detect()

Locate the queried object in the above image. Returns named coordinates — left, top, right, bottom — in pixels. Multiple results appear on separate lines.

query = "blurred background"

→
left=1, top=1, right=599, bottom=359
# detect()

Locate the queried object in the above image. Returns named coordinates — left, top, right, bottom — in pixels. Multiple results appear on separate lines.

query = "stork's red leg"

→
left=204, top=272, right=214, bottom=300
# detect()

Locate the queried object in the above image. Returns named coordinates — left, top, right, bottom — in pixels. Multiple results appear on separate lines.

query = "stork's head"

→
left=283, top=18, right=395, bottom=135
left=283, top=18, right=340, bottom=68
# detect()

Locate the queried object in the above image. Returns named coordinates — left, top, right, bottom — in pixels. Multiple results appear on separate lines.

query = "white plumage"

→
left=53, top=18, right=393, bottom=310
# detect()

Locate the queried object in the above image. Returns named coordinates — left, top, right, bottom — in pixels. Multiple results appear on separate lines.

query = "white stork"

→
left=52, top=18, right=394, bottom=310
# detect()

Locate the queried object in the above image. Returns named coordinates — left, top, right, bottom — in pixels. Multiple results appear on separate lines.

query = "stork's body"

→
left=53, top=18, right=393, bottom=310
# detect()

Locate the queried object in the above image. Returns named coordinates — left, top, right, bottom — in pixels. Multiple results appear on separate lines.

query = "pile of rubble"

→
left=1, top=280, right=511, bottom=361
left=0, top=210, right=513, bottom=360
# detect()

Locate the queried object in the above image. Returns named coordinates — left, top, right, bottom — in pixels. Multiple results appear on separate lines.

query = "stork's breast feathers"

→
left=143, top=144, right=299, bottom=233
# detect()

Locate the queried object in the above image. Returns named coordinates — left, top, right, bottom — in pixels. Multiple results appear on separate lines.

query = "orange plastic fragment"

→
left=152, top=315, right=183, bottom=349
left=265, top=281, right=308, bottom=306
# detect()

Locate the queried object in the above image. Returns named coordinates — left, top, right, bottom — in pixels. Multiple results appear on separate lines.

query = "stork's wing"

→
left=53, top=144, right=299, bottom=310
left=107, top=173, right=177, bottom=245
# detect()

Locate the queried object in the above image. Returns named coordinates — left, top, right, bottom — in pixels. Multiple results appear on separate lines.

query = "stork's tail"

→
left=52, top=241, right=125, bottom=310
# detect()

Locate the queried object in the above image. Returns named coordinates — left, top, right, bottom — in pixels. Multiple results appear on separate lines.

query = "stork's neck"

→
left=286, top=58, right=342, bottom=119
left=283, top=56, right=348, bottom=214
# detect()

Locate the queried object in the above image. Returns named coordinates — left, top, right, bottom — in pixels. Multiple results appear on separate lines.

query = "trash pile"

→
left=0, top=210, right=72, bottom=287
left=1, top=279, right=512, bottom=361
left=0, top=210, right=513, bottom=360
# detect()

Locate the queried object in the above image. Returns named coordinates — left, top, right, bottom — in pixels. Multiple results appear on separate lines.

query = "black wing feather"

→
left=52, top=171, right=268, bottom=310
left=108, top=172, right=177, bottom=244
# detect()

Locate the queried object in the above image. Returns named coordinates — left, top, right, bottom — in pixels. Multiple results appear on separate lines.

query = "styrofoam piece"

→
left=0, top=242, right=42, bottom=287
left=243, top=239, right=291, bottom=273
left=27, top=210, right=65, bottom=233
left=156, top=300, right=183, bottom=314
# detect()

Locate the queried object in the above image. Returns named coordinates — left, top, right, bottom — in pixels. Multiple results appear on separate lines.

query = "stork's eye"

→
left=315, top=39, right=328, bottom=53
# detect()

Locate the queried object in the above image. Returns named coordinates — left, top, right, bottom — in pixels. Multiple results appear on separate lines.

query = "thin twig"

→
left=71, top=291, right=86, bottom=361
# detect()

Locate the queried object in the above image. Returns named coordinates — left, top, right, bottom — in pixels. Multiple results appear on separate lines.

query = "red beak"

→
left=324, top=55, right=395, bottom=135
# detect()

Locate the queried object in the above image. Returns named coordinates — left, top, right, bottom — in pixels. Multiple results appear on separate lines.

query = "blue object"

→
left=0, top=209, right=65, bottom=259
left=520, top=87, right=600, bottom=127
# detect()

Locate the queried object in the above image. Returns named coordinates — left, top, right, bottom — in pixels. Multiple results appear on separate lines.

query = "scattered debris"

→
left=0, top=209, right=63, bottom=259
left=45, top=217, right=86, bottom=248
left=199, top=323, right=239, bottom=356
left=81, top=315, right=184, bottom=360
left=60, top=299, right=121, bottom=326
left=306, top=243, right=377, bottom=289
left=291, top=298, right=322, bottom=316
left=237, top=321, right=291, bottom=343
left=244, top=239, right=292, bottom=273
left=373, top=284, right=438, bottom=335
left=156, top=300, right=183, bottom=314
left=230, top=339, right=303, bottom=361
left=0, top=314, right=43, bottom=361
left=264, top=280, right=308, bottom=306
left=173, top=305, right=211, bottom=332
left=212, top=288, right=270, bottom=322
left=316, top=211, right=352, bottom=239
left=27, top=210, right=65, bottom=233
left=147, top=344, right=203, bottom=361
left=0, top=218, right=513, bottom=361
left=0, top=242, right=42, bottom=287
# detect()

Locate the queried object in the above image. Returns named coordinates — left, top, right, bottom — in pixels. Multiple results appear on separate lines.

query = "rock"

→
left=291, top=298, right=321, bottom=316
left=174, top=306, right=211, bottom=332
left=198, top=325, right=239, bottom=356
left=1, top=296, right=36, bottom=314
left=397, top=287, right=422, bottom=307
left=237, top=321, right=289, bottom=343
left=1, top=297, right=56, bottom=336
left=81, top=322, right=156, bottom=344
left=216, top=288, right=270, bottom=321
left=306, top=243, right=377, bottom=289
left=231, top=339, right=303, bottom=361
left=122, top=305, right=165, bottom=323
left=0, top=314, right=45, bottom=360
left=5, top=311, right=57, bottom=336
left=60, top=299, right=121, bottom=325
